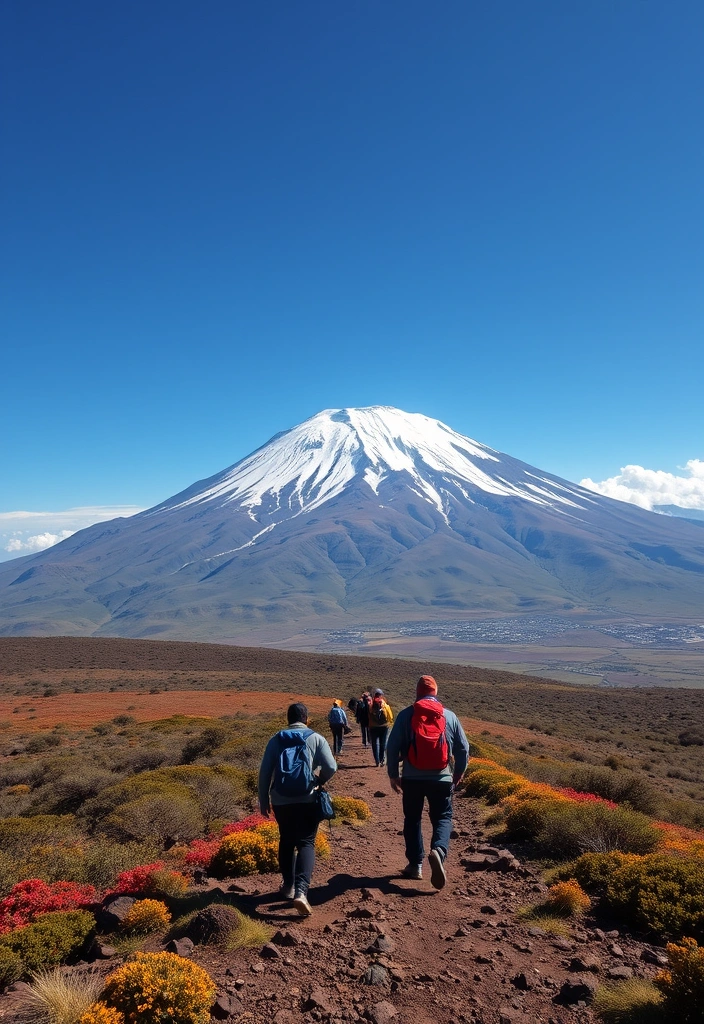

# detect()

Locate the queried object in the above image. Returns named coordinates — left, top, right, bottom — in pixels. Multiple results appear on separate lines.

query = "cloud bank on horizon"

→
left=582, top=459, right=704, bottom=512
left=0, top=506, right=144, bottom=561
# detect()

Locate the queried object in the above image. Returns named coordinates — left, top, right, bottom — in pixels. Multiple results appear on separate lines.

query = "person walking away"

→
left=328, top=699, right=348, bottom=755
left=386, top=675, right=469, bottom=890
left=258, top=702, right=337, bottom=917
left=356, top=691, right=371, bottom=748
left=369, top=689, right=393, bottom=767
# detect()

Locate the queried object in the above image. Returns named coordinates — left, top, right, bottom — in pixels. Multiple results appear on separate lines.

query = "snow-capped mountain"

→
left=1, top=406, right=704, bottom=639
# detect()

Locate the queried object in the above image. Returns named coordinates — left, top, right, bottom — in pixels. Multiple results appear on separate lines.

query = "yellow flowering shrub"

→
left=119, top=899, right=171, bottom=935
left=655, top=938, right=704, bottom=1022
left=331, top=797, right=371, bottom=821
left=103, top=952, right=215, bottom=1024
left=541, top=880, right=591, bottom=917
left=212, top=822, right=329, bottom=878
left=80, top=1004, right=124, bottom=1024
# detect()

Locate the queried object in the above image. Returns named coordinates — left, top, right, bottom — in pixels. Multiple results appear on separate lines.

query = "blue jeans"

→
left=330, top=724, right=344, bottom=754
left=401, top=779, right=454, bottom=865
left=370, top=726, right=389, bottom=765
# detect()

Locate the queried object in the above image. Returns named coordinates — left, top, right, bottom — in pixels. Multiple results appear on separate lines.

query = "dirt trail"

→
left=216, top=727, right=630, bottom=1024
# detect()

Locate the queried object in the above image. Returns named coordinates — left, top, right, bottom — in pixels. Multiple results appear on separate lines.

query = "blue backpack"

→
left=274, top=729, right=315, bottom=796
left=328, top=706, right=345, bottom=726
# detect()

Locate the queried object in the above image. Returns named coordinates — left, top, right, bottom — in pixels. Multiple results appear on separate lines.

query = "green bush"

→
left=605, top=856, right=704, bottom=941
left=0, top=946, right=23, bottom=989
left=0, top=910, right=95, bottom=974
left=504, top=797, right=660, bottom=859
left=0, top=816, right=79, bottom=858
left=554, top=852, right=639, bottom=895
left=569, top=766, right=660, bottom=816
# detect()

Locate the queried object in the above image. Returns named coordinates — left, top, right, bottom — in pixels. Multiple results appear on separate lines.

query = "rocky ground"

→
left=1, top=730, right=668, bottom=1024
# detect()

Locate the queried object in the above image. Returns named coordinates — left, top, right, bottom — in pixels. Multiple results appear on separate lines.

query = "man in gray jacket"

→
left=386, top=675, right=469, bottom=890
left=259, top=702, right=337, bottom=917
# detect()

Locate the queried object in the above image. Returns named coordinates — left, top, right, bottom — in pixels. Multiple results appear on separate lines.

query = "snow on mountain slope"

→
left=157, top=406, right=593, bottom=523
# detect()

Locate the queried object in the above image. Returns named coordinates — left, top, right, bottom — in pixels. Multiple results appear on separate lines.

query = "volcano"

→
left=2, top=406, right=704, bottom=639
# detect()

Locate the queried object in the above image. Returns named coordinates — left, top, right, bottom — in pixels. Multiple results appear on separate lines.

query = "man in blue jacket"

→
left=259, top=702, right=337, bottom=917
left=386, top=675, right=469, bottom=890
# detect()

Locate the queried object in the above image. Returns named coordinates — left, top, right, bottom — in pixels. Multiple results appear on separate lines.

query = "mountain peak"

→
left=157, top=405, right=590, bottom=522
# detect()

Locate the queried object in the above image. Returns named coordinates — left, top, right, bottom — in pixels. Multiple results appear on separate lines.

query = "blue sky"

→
left=1, top=1, right=703, bottom=556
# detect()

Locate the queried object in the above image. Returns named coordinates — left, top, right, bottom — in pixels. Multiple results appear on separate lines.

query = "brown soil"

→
left=1, top=725, right=666, bottom=1024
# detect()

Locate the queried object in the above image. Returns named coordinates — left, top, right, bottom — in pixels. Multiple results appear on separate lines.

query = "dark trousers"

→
left=370, top=726, right=389, bottom=765
left=330, top=724, right=344, bottom=754
left=272, top=802, right=320, bottom=896
left=401, top=779, right=454, bottom=865
left=360, top=723, right=370, bottom=746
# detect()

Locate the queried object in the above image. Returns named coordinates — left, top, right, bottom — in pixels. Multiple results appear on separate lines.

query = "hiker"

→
left=258, top=701, right=337, bottom=917
left=369, top=688, right=393, bottom=767
left=386, top=675, right=469, bottom=890
left=327, top=699, right=349, bottom=755
left=355, top=691, right=371, bottom=748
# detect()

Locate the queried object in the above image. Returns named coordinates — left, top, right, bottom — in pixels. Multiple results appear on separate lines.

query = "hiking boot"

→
left=293, top=893, right=312, bottom=917
left=279, top=883, right=295, bottom=900
left=400, top=863, right=423, bottom=880
left=428, top=848, right=447, bottom=890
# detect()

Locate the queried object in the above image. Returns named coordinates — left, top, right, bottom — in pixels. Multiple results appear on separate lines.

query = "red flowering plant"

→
left=558, top=788, right=618, bottom=809
left=184, top=813, right=269, bottom=871
left=0, top=879, right=96, bottom=934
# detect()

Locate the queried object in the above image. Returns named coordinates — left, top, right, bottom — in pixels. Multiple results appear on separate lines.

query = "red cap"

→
left=416, top=675, right=438, bottom=697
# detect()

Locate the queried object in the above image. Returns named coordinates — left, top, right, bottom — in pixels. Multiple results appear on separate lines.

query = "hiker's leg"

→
left=292, top=803, right=320, bottom=896
left=370, top=728, right=381, bottom=764
left=378, top=726, right=389, bottom=765
left=272, top=804, right=297, bottom=888
left=401, top=780, right=425, bottom=865
left=426, top=780, right=454, bottom=858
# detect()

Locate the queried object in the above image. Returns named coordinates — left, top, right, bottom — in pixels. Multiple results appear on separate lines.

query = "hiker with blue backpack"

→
left=386, top=675, right=469, bottom=890
left=258, top=702, right=337, bottom=917
left=327, top=699, right=349, bottom=755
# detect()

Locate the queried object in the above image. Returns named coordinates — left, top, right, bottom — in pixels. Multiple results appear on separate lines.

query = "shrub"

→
left=112, top=861, right=166, bottom=894
left=211, top=826, right=278, bottom=877
left=0, top=879, right=97, bottom=933
left=103, top=951, right=216, bottom=1024
left=103, top=794, right=204, bottom=846
left=593, top=978, right=663, bottom=1023
left=463, top=764, right=524, bottom=803
left=655, top=937, right=704, bottom=1022
left=26, top=967, right=104, bottom=1024
left=540, top=880, right=591, bottom=917
left=331, top=796, right=371, bottom=821
left=80, top=1004, right=124, bottom=1024
left=222, top=908, right=273, bottom=951
left=0, top=910, right=95, bottom=973
left=149, top=869, right=189, bottom=898
left=504, top=796, right=660, bottom=859
left=0, top=945, right=23, bottom=988
left=0, top=816, right=78, bottom=858
left=186, top=903, right=240, bottom=945
left=120, top=899, right=171, bottom=935
left=605, top=855, right=704, bottom=940
left=555, top=852, right=642, bottom=896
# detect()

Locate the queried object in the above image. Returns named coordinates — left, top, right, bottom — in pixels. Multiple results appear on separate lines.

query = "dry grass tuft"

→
left=26, top=968, right=104, bottom=1024
left=222, top=908, right=273, bottom=951
left=593, top=978, right=664, bottom=1023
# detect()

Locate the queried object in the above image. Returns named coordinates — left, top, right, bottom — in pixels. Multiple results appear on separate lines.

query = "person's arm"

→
left=384, top=702, right=394, bottom=725
left=258, top=736, right=278, bottom=815
left=342, top=709, right=349, bottom=727
left=313, top=734, right=337, bottom=785
left=449, top=713, right=470, bottom=786
left=386, top=714, right=405, bottom=793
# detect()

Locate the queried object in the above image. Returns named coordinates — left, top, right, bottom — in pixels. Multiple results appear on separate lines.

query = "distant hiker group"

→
left=258, top=675, right=469, bottom=916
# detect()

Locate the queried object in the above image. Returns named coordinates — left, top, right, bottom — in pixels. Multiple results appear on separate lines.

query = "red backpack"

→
left=408, top=698, right=449, bottom=770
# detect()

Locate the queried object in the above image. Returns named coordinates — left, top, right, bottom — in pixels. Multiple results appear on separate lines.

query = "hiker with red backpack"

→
left=386, top=675, right=469, bottom=889
left=369, top=688, right=393, bottom=766
left=258, top=702, right=337, bottom=917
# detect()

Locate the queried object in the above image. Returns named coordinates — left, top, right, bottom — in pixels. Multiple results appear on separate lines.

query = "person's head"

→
left=287, top=702, right=309, bottom=724
left=373, top=688, right=384, bottom=699
left=333, top=699, right=342, bottom=707
left=416, top=675, right=438, bottom=698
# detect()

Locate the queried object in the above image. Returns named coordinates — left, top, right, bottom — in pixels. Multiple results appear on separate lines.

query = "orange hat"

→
left=416, top=675, right=438, bottom=697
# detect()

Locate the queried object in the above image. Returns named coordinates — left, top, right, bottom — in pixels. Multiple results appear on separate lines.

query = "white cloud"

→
left=581, top=459, right=704, bottom=511
left=0, top=506, right=144, bottom=562
left=6, top=530, right=76, bottom=553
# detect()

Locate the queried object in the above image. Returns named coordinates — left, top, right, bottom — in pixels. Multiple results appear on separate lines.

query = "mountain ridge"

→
left=1, top=406, right=704, bottom=639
